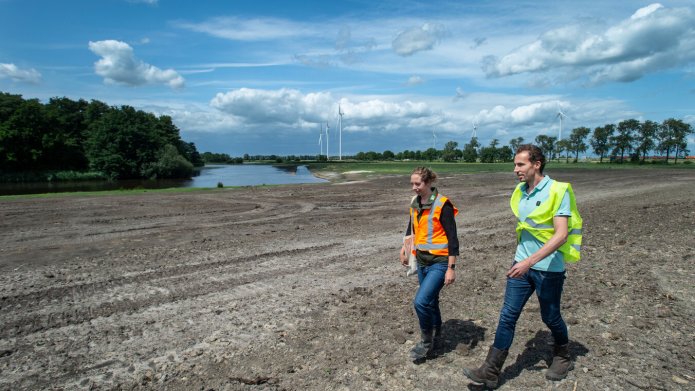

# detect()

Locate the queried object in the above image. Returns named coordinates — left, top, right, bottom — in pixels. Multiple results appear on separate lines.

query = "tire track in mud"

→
left=1, top=200, right=317, bottom=257
left=1, top=243, right=398, bottom=391
left=0, top=242, right=339, bottom=339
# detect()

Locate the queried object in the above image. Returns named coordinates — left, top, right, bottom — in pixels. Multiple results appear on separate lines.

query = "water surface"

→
left=0, top=164, right=327, bottom=196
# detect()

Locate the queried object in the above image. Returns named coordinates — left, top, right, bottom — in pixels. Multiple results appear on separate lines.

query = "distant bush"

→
left=141, top=144, right=194, bottom=179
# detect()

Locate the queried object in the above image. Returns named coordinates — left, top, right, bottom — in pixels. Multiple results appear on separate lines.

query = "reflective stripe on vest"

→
left=510, top=180, right=583, bottom=263
left=411, top=194, right=458, bottom=256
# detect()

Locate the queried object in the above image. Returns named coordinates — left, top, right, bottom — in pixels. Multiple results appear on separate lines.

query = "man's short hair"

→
left=516, top=144, right=546, bottom=173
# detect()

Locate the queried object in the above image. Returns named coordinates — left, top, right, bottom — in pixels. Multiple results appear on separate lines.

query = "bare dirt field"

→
left=1, top=167, right=694, bottom=391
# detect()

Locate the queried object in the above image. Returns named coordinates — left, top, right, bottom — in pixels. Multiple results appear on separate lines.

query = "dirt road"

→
left=1, top=168, right=694, bottom=390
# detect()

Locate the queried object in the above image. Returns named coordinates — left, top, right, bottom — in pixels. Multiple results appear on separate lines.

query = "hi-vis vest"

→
left=411, top=194, right=458, bottom=257
left=510, top=180, right=583, bottom=263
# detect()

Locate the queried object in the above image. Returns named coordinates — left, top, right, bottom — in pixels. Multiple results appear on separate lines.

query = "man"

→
left=464, top=144, right=582, bottom=388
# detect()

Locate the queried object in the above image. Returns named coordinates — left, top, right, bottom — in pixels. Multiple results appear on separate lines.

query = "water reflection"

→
left=187, top=164, right=326, bottom=188
left=0, top=164, right=327, bottom=196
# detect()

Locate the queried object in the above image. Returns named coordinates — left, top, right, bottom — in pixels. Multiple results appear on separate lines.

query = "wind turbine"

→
left=432, top=129, right=437, bottom=149
left=472, top=122, right=478, bottom=139
left=556, top=107, right=567, bottom=141
left=318, top=124, right=323, bottom=157
left=326, top=122, right=330, bottom=160
left=338, top=104, right=344, bottom=161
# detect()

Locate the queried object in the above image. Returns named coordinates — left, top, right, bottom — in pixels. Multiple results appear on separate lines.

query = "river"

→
left=0, top=164, right=327, bottom=196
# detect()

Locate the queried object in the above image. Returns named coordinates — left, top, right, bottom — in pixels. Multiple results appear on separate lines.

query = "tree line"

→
left=0, top=92, right=204, bottom=180
left=350, top=118, right=693, bottom=164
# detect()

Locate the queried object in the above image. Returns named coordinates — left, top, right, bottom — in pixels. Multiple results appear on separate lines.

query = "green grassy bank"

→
left=305, top=160, right=694, bottom=176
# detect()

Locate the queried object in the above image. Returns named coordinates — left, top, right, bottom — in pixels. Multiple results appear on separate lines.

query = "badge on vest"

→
left=536, top=201, right=541, bottom=206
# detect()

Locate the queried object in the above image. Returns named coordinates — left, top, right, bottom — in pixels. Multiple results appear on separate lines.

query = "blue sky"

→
left=1, top=0, right=694, bottom=157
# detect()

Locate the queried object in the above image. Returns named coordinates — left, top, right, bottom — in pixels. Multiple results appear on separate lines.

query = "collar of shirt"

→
left=411, top=187, right=439, bottom=210
left=522, top=175, right=551, bottom=198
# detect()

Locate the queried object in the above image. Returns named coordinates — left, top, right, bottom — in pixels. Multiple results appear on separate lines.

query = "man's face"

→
left=513, top=151, right=541, bottom=183
left=410, top=173, right=429, bottom=197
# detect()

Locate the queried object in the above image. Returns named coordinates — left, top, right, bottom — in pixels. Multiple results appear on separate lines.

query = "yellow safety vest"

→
left=411, top=194, right=458, bottom=257
left=510, top=180, right=583, bottom=262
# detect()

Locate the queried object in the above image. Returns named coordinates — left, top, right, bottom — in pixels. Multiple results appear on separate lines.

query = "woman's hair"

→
left=412, top=166, right=437, bottom=183
left=516, top=144, right=546, bottom=173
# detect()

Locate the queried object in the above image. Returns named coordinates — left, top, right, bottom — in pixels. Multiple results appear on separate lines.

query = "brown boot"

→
left=463, top=346, right=508, bottom=388
left=546, top=343, right=573, bottom=380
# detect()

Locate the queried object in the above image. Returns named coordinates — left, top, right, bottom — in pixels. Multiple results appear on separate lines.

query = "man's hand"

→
left=444, top=269, right=456, bottom=285
left=507, top=259, right=531, bottom=278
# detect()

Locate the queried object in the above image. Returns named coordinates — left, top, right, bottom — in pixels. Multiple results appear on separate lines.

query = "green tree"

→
left=611, top=119, right=639, bottom=163
left=44, top=97, right=90, bottom=170
left=180, top=142, right=204, bottom=166
left=441, top=140, right=458, bottom=162
left=422, top=147, right=439, bottom=161
left=568, top=126, right=590, bottom=162
left=498, top=145, right=513, bottom=162
left=636, top=120, right=658, bottom=162
left=479, top=147, right=496, bottom=163
left=382, top=150, right=395, bottom=160
left=591, top=124, right=614, bottom=163
left=364, top=151, right=381, bottom=160
left=479, top=139, right=500, bottom=163
left=0, top=98, right=47, bottom=170
left=534, top=135, right=556, bottom=158
left=556, top=139, right=571, bottom=163
left=85, top=105, right=169, bottom=179
left=667, top=118, right=693, bottom=164
left=0, top=92, right=25, bottom=124
left=462, top=137, right=479, bottom=163
left=509, top=137, right=524, bottom=153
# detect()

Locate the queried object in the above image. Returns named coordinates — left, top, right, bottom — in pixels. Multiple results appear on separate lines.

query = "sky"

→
left=1, top=0, right=694, bottom=157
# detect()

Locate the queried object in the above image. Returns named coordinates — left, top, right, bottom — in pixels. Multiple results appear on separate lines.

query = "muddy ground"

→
left=1, top=167, right=694, bottom=391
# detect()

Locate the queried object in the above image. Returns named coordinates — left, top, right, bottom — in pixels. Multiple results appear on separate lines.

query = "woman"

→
left=400, top=166, right=459, bottom=363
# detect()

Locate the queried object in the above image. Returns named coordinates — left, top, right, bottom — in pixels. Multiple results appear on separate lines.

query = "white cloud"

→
left=211, top=88, right=334, bottom=125
left=88, top=40, right=184, bottom=89
left=406, top=75, right=424, bottom=86
left=0, top=63, right=41, bottom=83
left=177, top=17, right=312, bottom=41
left=126, top=0, right=157, bottom=4
left=392, top=23, right=447, bottom=56
left=483, top=3, right=695, bottom=84
left=453, top=87, right=467, bottom=101
left=209, top=88, right=437, bottom=135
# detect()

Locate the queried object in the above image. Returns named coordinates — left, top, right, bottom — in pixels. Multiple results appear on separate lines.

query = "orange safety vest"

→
left=410, top=194, right=458, bottom=257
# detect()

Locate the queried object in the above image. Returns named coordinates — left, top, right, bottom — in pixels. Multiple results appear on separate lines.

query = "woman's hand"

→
left=444, top=268, right=456, bottom=285
left=399, top=246, right=409, bottom=266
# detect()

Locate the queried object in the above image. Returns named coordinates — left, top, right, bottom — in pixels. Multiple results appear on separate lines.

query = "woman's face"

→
left=410, top=173, right=430, bottom=197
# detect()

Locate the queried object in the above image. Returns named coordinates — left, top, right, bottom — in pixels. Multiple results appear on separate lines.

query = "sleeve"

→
left=555, top=189, right=572, bottom=217
left=440, top=201, right=460, bottom=256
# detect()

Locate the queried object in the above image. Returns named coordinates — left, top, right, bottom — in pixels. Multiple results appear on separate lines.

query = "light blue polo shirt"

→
left=514, top=175, right=571, bottom=272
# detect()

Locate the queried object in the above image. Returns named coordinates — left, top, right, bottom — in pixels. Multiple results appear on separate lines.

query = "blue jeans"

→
left=414, top=262, right=448, bottom=331
left=493, top=264, right=568, bottom=350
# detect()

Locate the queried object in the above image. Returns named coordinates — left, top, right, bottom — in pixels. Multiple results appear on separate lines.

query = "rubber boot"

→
left=433, top=325, right=442, bottom=349
left=463, top=346, right=508, bottom=388
left=410, top=329, right=434, bottom=363
left=546, top=343, right=573, bottom=380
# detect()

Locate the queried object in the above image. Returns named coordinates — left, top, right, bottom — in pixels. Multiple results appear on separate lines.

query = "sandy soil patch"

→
left=1, top=168, right=694, bottom=390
